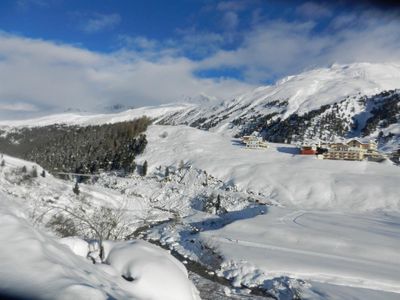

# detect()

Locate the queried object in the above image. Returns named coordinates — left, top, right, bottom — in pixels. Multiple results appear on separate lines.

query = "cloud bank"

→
left=199, top=7, right=400, bottom=82
left=0, top=33, right=251, bottom=118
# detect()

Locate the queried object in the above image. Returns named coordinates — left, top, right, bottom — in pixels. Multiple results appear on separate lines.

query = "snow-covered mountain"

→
left=0, top=103, right=189, bottom=130
left=0, top=62, right=399, bottom=152
left=158, top=62, right=400, bottom=151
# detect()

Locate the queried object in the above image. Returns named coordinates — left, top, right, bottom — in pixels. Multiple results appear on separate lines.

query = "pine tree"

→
left=31, top=167, right=38, bottom=178
left=73, top=182, right=80, bottom=196
left=216, top=194, right=221, bottom=212
left=165, top=166, right=170, bottom=177
left=142, top=160, right=148, bottom=176
left=41, top=170, right=46, bottom=177
left=0, top=159, right=5, bottom=167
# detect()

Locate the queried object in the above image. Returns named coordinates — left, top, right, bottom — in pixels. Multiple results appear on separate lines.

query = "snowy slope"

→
left=0, top=195, right=200, bottom=300
left=201, top=207, right=400, bottom=299
left=0, top=156, right=201, bottom=300
left=0, top=62, right=398, bottom=153
left=139, top=125, right=400, bottom=299
left=152, top=62, right=400, bottom=153
left=0, top=103, right=189, bottom=130
left=140, top=125, right=400, bottom=211
left=159, top=62, right=400, bottom=130
left=1, top=62, right=398, bottom=133
left=1, top=128, right=399, bottom=299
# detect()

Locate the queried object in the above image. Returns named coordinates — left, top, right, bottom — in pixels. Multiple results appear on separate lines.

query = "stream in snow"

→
left=132, top=209, right=276, bottom=299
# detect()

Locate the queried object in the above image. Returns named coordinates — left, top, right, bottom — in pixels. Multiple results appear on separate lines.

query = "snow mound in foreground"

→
left=106, top=240, right=200, bottom=300
left=0, top=194, right=199, bottom=300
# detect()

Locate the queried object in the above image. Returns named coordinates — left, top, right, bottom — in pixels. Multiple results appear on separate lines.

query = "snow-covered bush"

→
left=56, top=197, right=136, bottom=261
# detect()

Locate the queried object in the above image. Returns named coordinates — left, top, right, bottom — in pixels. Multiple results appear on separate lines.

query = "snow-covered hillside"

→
left=136, top=124, right=400, bottom=299
left=155, top=62, right=400, bottom=152
left=1, top=62, right=398, bottom=132
left=0, top=62, right=398, bottom=153
left=160, top=62, right=400, bottom=131
left=140, top=125, right=400, bottom=211
left=0, top=103, right=189, bottom=130
left=0, top=155, right=202, bottom=300
left=1, top=126, right=399, bottom=299
left=3, top=62, right=398, bottom=153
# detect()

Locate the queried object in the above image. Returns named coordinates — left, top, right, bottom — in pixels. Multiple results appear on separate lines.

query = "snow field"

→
left=141, top=125, right=400, bottom=211
left=201, top=207, right=400, bottom=298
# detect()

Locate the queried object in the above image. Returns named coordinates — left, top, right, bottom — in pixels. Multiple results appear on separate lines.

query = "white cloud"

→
left=118, top=35, right=159, bottom=51
left=0, top=102, right=38, bottom=112
left=221, top=11, right=239, bottom=31
left=1, top=7, right=399, bottom=119
left=81, top=13, right=121, bottom=33
left=200, top=10, right=400, bottom=82
left=296, top=2, right=332, bottom=19
left=0, top=32, right=252, bottom=118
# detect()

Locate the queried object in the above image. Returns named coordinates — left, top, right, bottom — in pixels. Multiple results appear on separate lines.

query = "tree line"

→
left=0, top=116, right=152, bottom=175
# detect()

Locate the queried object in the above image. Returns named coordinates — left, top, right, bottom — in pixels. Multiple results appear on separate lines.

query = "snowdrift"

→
left=0, top=193, right=200, bottom=300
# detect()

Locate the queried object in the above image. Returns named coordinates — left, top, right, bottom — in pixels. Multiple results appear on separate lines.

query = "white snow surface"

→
left=0, top=198, right=131, bottom=300
left=141, top=125, right=400, bottom=211
left=201, top=206, right=400, bottom=298
left=244, top=62, right=400, bottom=117
left=105, top=240, right=200, bottom=300
left=0, top=155, right=201, bottom=300
left=0, top=198, right=200, bottom=300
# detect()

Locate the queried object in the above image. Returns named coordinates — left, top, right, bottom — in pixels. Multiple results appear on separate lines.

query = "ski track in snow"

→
left=202, top=208, right=400, bottom=295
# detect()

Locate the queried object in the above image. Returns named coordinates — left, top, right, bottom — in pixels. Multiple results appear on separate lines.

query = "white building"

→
left=241, top=135, right=269, bottom=149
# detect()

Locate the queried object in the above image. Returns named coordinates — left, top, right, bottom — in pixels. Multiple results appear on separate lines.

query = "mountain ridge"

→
left=1, top=62, right=399, bottom=152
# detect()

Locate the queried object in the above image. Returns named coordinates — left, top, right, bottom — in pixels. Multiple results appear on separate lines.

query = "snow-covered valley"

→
left=202, top=207, right=400, bottom=299
left=141, top=125, right=400, bottom=211
left=0, top=62, right=399, bottom=299
left=0, top=121, right=399, bottom=299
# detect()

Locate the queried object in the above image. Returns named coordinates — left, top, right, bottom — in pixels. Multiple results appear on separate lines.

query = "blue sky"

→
left=0, top=0, right=399, bottom=118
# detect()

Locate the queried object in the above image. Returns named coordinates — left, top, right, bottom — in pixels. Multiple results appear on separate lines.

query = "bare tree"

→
left=57, top=197, right=135, bottom=262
